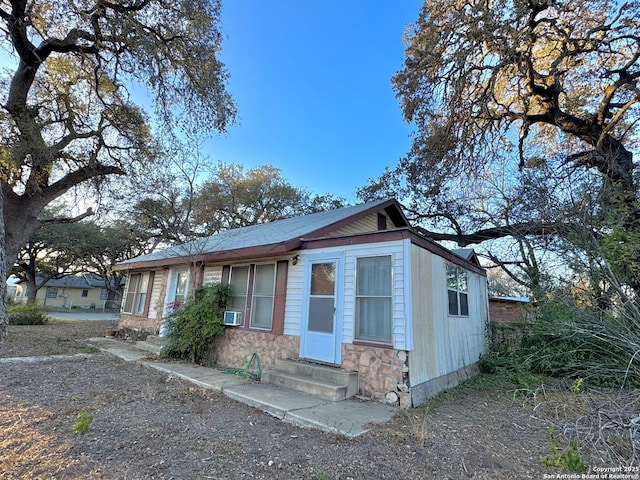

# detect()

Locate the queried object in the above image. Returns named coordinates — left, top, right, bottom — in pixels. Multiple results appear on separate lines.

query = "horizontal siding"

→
left=203, top=266, right=223, bottom=285
left=283, top=261, right=304, bottom=336
left=329, top=213, right=378, bottom=236
left=289, top=241, right=407, bottom=349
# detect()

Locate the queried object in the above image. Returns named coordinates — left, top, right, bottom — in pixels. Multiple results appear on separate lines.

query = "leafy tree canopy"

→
left=0, top=0, right=236, bottom=342
left=362, top=0, right=640, bottom=294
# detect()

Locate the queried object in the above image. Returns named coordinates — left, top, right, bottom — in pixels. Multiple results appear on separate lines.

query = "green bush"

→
left=162, top=284, right=232, bottom=365
left=8, top=303, right=48, bottom=325
left=483, top=298, right=640, bottom=388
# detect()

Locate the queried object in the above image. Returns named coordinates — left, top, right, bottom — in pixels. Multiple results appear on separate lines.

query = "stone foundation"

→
left=341, top=344, right=410, bottom=407
left=215, top=329, right=300, bottom=370
left=118, top=314, right=159, bottom=337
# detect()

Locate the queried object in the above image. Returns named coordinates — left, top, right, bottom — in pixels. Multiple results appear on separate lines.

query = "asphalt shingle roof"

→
left=118, top=199, right=396, bottom=266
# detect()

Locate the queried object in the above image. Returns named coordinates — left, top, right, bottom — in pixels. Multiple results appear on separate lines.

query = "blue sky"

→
left=206, top=1, right=424, bottom=203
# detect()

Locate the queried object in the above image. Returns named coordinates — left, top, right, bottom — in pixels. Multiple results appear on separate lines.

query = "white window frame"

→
left=250, top=263, right=276, bottom=330
left=447, top=264, right=469, bottom=317
left=122, top=272, right=151, bottom=315
left=354, top=255, right=393, bottom=344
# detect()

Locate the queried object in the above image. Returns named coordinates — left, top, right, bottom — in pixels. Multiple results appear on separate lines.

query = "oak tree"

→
left=366, top=0, right=640, bottom=293
left=0, top=0, right=236, bottom=342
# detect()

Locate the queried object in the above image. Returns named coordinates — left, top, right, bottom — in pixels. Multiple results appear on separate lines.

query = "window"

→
left=173, top=271, right=188, bottom=308
left=46, top=287, right=58, bottom=298
left=250, top=264, right=275, bottom=329
left=355, top=255, right=392, bottom=344
left=100, top=288, right=108, bottom=300
left=81, top=289, right=89, bottom=297
left=228, top=264, right=276, bottom=329
left=122, top=272, right=151, bottom=315
left=229, top=266, right=249, bottom=313
left=447, top=265, right=469, bottom=316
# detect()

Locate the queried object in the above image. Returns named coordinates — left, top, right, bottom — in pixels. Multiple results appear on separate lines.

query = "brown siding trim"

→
left=271, top=260, right=288, bottom=335
left=301, top=229, right=486, bottom=276
left=221, top=265, right=230, bottom=285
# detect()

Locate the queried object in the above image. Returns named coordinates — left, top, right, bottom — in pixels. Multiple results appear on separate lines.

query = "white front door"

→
left=300, top=256, right=343, bottom=364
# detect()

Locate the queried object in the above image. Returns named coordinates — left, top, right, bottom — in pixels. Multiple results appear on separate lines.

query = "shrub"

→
left=73, top=411, right=93, bottom=433
left=483, top=298, right=640, bottom=388
left=162, top=284, right=232, bottom=366
left=8, top=303, right=48, bottom=325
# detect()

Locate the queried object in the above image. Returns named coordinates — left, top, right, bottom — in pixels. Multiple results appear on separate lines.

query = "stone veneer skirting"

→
left=215, top=329, right=300, bottom=371
left=341, top=344, right=410, bottom=408
left=113, top=319, right=478, bottom=409
left=118, top=313, right=161, bottom=336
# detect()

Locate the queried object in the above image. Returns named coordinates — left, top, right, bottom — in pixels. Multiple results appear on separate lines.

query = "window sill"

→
left=353, top=340, right=393, bottom=349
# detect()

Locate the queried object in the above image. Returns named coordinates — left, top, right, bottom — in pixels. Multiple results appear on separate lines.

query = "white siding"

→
left=283, top=240, right=409, bottom=349
left=409, top=246, right=488, bottom=385
left=203, top=266, right=223, bottom=285
left=327, top=211, right=397, bottom=237
left=283, top=261, right=304, bottom=335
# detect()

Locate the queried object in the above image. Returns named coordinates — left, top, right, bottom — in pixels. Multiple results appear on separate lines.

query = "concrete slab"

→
left=84, top=336, right=399, bottom=437
left=286, top=399, right=397, bottom=438
left=147, top=363, right=247, bottom=390
left=87, top=337, right=149, bottom=362
left=223, top=383, right=326, bottom=419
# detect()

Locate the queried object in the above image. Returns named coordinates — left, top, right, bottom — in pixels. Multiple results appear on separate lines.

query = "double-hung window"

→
left=123, top=272, right=151, bottom=315
left=355, top=255, right=393, bottom=344
left=229, top=264, right=276, bottom=329
left=46, top=287, right=58, bottom=299
left=447, top=265, right=469, bottom=316
left=229, top=266, right=249, bottom=314
left=251, top=264, right=275, bottom=329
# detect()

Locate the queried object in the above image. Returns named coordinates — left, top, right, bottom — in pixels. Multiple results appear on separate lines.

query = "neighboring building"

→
left=488, top=296, right=530, bottom=324
left=14, top=274, right=122, bottom=310
left=114, top=199, right=489, bottom=407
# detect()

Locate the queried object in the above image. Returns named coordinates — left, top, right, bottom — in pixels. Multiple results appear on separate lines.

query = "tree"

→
left=132, top=162, right=348, bottom=245
left=368, top=0, right=640, bottom=292
left=13, top=219, right=93, bottom=303
left=192, top=163, right=338, bottom=232
left=78, top=222, right=148, bottom=305
left=0, top=0, right=236, bottom=342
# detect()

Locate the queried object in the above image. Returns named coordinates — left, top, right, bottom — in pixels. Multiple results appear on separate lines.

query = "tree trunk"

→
left=0, top=184, right=8, bottom=346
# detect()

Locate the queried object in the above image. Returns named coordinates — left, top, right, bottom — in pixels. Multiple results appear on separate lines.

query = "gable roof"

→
left=115, top=198, right=410, bottom=271
left=24, top=274, right=111, bottom=289
left=452, top=248, right=481, bottom=266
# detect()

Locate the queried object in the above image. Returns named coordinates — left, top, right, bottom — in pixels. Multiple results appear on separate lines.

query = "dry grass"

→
left=0, top=392, right=98, bottom=479
left=0, top=320, right=112, bottom=358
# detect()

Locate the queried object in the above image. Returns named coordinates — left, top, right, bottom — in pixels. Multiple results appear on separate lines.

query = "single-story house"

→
left=114, top=199, right=488, bottom=407
left=14, top=274, right=120, bottom=309
left=489, top=296, right=530, bottom=324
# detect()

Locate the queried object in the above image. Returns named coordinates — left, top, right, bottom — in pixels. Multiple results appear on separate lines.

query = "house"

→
left=113, top=199, right=488, bottom=407
left=14, top=274, right=121, bottom=309
left=489, top=296, right=530, bottom=324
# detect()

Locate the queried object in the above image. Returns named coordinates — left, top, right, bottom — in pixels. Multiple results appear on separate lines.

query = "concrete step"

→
left=134, top=340, right=164, bottom=355
left=262, top=359, right=359, bottom=401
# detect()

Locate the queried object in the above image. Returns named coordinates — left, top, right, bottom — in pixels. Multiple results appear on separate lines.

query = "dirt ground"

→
left=0, top=320, right=635, bottom=479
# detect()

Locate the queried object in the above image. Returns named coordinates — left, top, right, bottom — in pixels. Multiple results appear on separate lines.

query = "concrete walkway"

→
left=87, top=337, right=397, bottom=437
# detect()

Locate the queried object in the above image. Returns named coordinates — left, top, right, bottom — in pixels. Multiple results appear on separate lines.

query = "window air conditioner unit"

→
left=223, top=311, right=243, bottom=326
